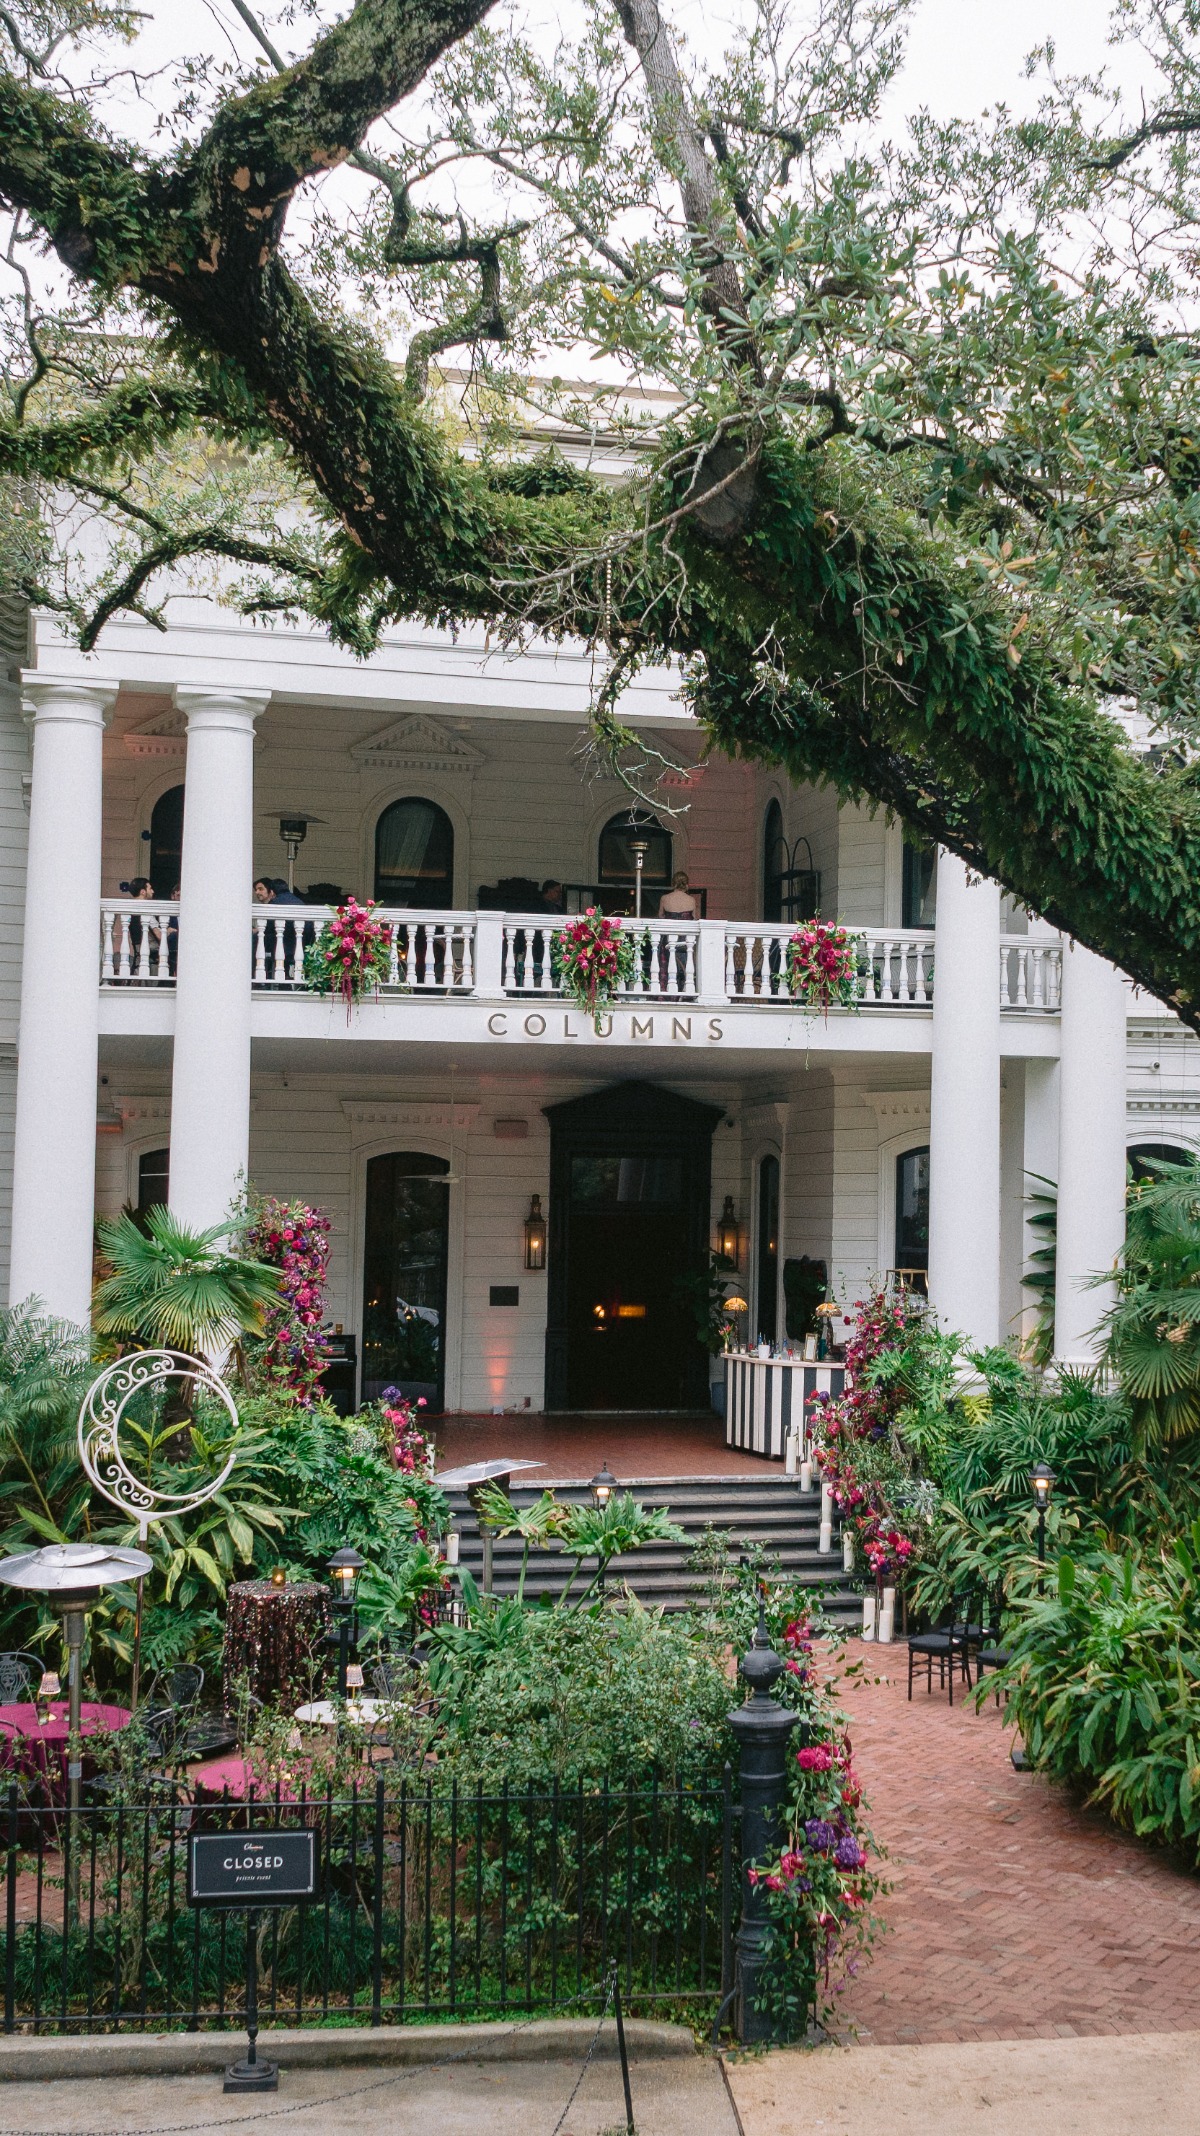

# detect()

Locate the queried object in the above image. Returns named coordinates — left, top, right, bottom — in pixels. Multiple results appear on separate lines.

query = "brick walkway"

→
left=830, top=1639, right=1200, bottom=2043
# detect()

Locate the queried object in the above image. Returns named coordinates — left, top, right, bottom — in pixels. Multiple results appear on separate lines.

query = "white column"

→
left=927, top=850, right=1002, bottom=1347
left=1055, top=940, right=1128, bottom=1363
left=168, top=686, right=269, bottom=1234
left=10, top=676, right=116, bottom=1322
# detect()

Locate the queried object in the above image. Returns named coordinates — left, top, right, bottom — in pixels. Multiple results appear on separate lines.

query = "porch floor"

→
left=428, top=1410, right=772, bottom=1483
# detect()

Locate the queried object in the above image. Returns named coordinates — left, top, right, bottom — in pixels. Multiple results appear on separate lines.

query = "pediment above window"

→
left=349, top=714, right=486, bottom=777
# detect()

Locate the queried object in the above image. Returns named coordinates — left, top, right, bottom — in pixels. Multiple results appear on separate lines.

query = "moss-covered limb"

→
left=677, top=438, right=1200, bottom=1019
left=0, top=378, right=221, bottom=477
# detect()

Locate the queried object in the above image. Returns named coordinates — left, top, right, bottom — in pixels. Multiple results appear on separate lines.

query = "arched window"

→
left=149, top=785, right=184, bottom=900
left=762, top=799, right=784, bottom=923
left=895, top=1146, right=929, bottom=1286
left=136, top=1146, right=170, bottom=1220
left=374, top=798, right=454, bottom=908
left=598, top=811, right=671, bottom=897
left=1128, top=1141, right=1194, bottom=1185
left=901, top=833, right=936, bottom=929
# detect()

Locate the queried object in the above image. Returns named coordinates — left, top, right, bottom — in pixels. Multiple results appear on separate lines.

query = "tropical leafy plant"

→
left=473, top=1481, right=686, bottom=1607
left=992, top=1536, right=1200, bottom=1860
left=93, top=1209, right=281, bottom=1361
left=0, top=1301, right=93, bottom=1553
left=1102, top=1155, right=1200, bottom=1445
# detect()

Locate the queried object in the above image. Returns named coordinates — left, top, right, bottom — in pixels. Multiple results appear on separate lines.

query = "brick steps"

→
left=442, top=1474, right=858, bottom=1618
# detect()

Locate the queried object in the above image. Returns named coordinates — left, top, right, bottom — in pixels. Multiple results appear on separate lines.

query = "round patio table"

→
left=294, top=1698, right=386, bottom=1727
left=0, top=1700, right=131, bottom=1800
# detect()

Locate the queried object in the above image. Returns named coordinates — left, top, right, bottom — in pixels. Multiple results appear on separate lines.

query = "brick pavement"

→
left=830, top=1639, right=1200, bottom=2044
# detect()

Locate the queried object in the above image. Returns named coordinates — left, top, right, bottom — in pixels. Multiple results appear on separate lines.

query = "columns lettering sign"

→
left=482, top=1011, right=725, bottom=1043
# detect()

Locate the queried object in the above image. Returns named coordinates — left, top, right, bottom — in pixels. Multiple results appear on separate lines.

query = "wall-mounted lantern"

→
left=717, top=1195, right=740, bottom=1266
left=524, top=1193, right=547, bottom=1269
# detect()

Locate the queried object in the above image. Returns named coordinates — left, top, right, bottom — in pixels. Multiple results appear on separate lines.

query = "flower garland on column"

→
left=241, top=1194, right=333, bottom=1404
left=806, top=1287, right=928, bottom=1582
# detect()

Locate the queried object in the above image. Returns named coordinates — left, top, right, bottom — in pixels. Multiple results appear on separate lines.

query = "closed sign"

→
left=188, top=1829, right=318, bottom=1907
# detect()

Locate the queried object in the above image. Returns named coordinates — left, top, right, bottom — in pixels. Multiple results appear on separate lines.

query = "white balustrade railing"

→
left=500, top=915, right=700, bottom=1000
left=100, top=900, right=178, bottom=984
left=97, top=903, right=1065, bottom=1015
left=999, top=936, right=1062, bottom=1011
left=724, top=924, right=935, bottom=1006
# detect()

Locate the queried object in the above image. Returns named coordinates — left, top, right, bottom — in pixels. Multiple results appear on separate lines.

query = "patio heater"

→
left=0, top=1543, right=152, bottom=1909
left=437, top=1459, right=545, bottom=1594
left=275, top=812, right=326, bottom=893
left=629, top=837, right=650, bottom=919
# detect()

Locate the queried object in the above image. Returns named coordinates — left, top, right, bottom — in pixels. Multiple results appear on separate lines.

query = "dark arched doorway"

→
left=543, top=1081, right=721, bottom=1411
left=374, top=798, right=454, bottom=908
left=895, top=1145, right=930, bottom=1288
left=361, top=1151, right=450, bottom=1408
left=149, top=785, right=185, bottom=899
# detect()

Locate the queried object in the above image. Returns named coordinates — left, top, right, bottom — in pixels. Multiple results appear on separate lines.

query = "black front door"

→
left=544, top=1081, right=722, bottom=1411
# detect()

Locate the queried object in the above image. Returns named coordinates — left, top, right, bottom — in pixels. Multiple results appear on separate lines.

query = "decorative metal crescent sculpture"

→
left=78, top=1349, right=240, bottom=1543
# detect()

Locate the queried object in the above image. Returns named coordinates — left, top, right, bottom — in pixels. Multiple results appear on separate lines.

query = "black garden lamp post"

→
left=590, top=1461, right=618, bottom=1593
left=727, top=1602, right=799, bottom=2043
left=326, top=1546, right=365, bottom=1697
left=1030, top=1463, right=1055, bottom=1592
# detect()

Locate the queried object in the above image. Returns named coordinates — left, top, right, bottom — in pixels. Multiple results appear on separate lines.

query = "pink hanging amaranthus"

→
left=304, top=898, right=393, bottom=1019
left=241, top=1194, right=332, bottom=1404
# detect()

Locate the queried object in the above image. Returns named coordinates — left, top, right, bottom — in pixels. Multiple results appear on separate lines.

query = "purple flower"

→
left=804, top=1819, right=838, bottom=1853
left=834, top=1835, right=865, bottom=1870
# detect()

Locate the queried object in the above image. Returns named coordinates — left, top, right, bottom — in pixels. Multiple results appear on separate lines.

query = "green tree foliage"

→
left=4, top=3, right=1200, bottom=1007
left=93, top=1209, right=281, bottom=1358
left=1104, top=1154, right=1200, bottom=1445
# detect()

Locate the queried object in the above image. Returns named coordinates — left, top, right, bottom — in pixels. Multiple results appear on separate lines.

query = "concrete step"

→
left=441, top=1473, right=860, bottom=1620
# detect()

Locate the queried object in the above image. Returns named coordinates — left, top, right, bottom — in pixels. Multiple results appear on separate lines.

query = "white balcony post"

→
left=10, top=676, right=116, bottom=1322
left=1055, top=940, right=1128, bottom=1364
left=696, top=920, right=727, bottom=1006
left=473, top=910, right=505, bottom=996
left=927, top=851, right=1002, bottom=1347
left=168, top=686, right=269, bottom=1234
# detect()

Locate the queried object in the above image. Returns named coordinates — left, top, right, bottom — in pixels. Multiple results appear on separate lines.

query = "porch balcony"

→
left=97, top=902, right=1064, bottom=1034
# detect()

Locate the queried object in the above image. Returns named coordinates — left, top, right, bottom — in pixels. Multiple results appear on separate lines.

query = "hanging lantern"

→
left=524, top=1193, right=547, bottom=1269
left=717, top=1195, right=740, bottom=1266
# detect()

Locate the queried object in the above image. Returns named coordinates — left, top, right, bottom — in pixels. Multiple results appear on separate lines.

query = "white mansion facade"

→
left=0, top=589, right=1192, bottom=1412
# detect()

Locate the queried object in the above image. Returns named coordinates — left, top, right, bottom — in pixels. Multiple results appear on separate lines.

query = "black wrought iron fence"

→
left=3, top=1770, right=735, bottom=2033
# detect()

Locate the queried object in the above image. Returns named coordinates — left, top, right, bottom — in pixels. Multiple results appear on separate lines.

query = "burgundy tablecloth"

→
left=192, top=1751, right=310, bottom=1808
left=0, top=1701, right=132, bottom=1799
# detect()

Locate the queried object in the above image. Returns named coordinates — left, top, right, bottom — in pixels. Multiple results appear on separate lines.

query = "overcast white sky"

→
left=122, top=0, right=1145, bottom=137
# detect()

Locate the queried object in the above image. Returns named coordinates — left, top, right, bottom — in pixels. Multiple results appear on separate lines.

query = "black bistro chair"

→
left=0, top=1651, right=44, bottom=1704
left=907, top=1599, right=975, bottom=1705
left=973, top=1584, right=1012, bottom=1706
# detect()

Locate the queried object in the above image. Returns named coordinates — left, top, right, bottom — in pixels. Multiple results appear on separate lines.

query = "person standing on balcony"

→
left=659, top=870, right=699, bottom=919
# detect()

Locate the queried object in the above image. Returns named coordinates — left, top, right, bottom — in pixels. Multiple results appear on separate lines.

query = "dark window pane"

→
left=374, top=799, right=454, bottom=908
left=137, top=1146, right=170, bottom=1219
left=902, top=836, right=937, bottom=929
left=895, top=1146, right=929, bottom=1273
left=762, top=800, right=784, bottom=923
left=570, top=1155, right=683, bottom=1204
left=362, top=1151, right=450, bottom=1407
left=1128, top=1141, right=1193, bottom=1184
left=598, top=811, right=672, bottom=886
left=149, top=785, right=185, bottom=900
left=756, top=1153, right=780, bottom=1344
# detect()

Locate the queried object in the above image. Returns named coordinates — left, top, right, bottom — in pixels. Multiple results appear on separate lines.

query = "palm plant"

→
left=93, top=1209, right=281, bottom=1360
left=1103, top=1157, right=1200, bottom=1446
left=0, top=1301, right=93, bottom=1554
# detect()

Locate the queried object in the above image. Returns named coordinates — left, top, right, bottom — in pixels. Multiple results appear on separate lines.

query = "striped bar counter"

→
left=723, top=1350, right=847, bottom=1461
